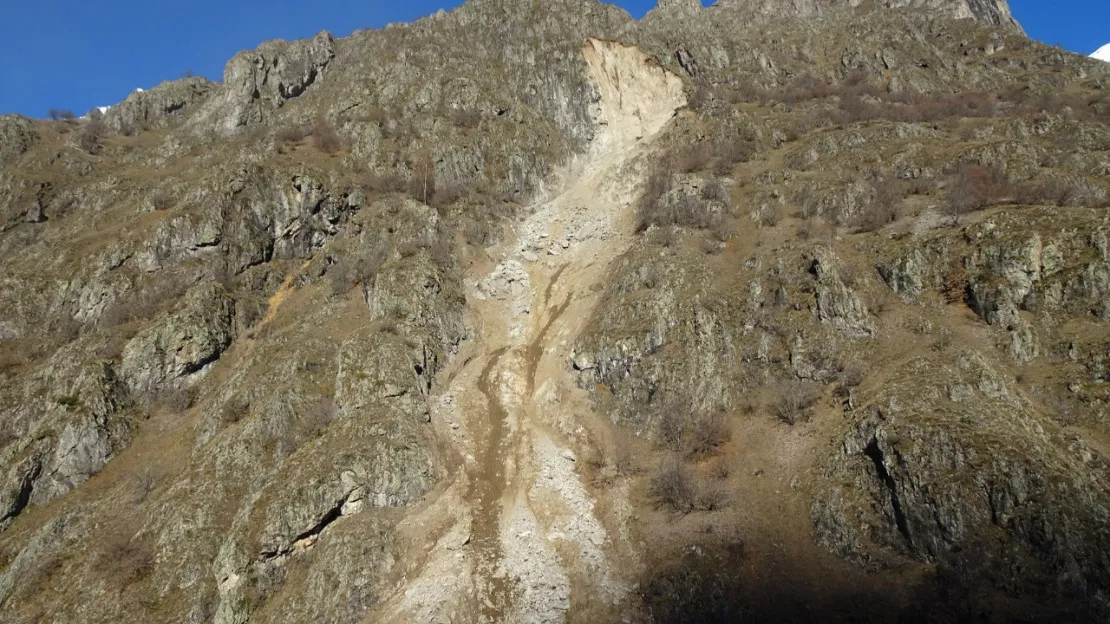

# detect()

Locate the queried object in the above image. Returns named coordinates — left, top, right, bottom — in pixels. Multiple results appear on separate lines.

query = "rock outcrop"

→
left=102, top=77, right=215, bottom=134
left=0, top=115, right=37, bottom=166
left=198, top=31, right=336, bottom=133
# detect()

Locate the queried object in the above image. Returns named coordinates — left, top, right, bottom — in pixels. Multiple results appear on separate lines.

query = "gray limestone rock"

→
left=0, top=115, right=37, bottom=166
left=120, top=282, right=236, bottom=399
left=102, top=77, right=215, bottom=134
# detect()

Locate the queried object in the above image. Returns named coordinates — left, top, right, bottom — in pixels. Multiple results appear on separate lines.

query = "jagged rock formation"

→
left=1, top=0, right=1110, bottom=622
left=103, top=77, right=216, bottom=134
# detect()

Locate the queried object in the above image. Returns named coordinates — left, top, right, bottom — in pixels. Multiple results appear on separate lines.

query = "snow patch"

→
left=1092, top=43, right=1110, bottom=63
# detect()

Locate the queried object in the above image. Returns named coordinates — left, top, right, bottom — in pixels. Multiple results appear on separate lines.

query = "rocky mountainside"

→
left=1, top=0, right=1109, bottom=622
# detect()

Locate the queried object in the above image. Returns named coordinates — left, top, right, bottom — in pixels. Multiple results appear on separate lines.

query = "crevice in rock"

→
left=291, top=503, right=342, bottom=545
left=864, top=438, right=913, bottom=547
left=1, top=462, right=41, bottom=524
left=259, top=494, right=348, bottom=562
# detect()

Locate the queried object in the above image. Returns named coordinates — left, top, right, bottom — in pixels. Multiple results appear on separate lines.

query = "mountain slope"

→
left=1, top=0, right=1110, bottom=622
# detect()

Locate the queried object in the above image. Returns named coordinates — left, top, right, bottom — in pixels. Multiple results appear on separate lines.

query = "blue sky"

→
left=0, top=1, right=1105, bottom=117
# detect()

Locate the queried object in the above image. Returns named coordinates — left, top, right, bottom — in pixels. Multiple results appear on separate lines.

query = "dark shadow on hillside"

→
left=627, top=536, right=1103, bottom=624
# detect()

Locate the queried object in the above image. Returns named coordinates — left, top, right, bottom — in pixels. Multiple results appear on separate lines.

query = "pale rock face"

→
left=102, top=77, right=215, bottom=134
left=197, top=30, right=336, bottom=133
left=711, top=0, right=1021, bottom=29
left=0, top=115, right=37, bottom=166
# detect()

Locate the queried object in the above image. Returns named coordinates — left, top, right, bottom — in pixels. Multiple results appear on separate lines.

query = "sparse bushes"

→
left=311, top=119, right=342, bottom=156
left=158, top=386, right=197, bottom=414
left=48, top=109, right=76, bottom=121
left=773, top=380, right=821, bottom=426
left=328, top=247, right=386, bottom=295
left=364, top=171, right=407, bottom=195
left=636, top=172, right=724, bottom=233
left=672, top=136, right=758, bottom=175
left=408, top=152, right=437, bottom=205
left=651, top=455, right=697, bottom=513
left=651, top=454, right=730, bottom=514
left=98, top=271, right=193, bottom=328
left=219, top=397, right=251, bottom=426
left=298, top=397, right=337, bottom=439
left=275, top=125, right=309, bottom=145
left=689, top=411, right=730, bottom=459
left=99, top=531, right=155, bottom=588
left=75, top=118, right=105, bottom=154
left=461, top=215, right=494, bottom=247
left=946, top=163, right=1010, bottom=218
left=656, top=407, right=731, bottom=459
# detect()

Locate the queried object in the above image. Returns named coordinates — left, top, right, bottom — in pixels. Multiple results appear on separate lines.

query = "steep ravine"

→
left=374, top=38, right=686, bottom=623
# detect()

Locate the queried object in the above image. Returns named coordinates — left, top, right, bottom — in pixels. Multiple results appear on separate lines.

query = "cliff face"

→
left=1, top=0, right=1109, bottom=622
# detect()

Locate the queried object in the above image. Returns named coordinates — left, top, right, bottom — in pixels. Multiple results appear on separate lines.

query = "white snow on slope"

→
left=1092, top=43, right=1110, bottom=62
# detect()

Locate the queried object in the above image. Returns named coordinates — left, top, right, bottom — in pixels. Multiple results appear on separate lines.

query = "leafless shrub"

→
left=839, top=363, right=865, bottom=390
left=773, top=380, right=821, bottom=426
left=98, top=272, right=193, bottom=328
left=158, top=386, right=197, bottom=414
left=275, top=125, right=309, bottom=144
left=408, top=152, right=437, bottom=205
left=689, top=411, right=730, bottom=458
left=796, top=217, right=834, bottom=243
left=462, top=216, right=494, bottom=247
left=431, top=183, right=465, bottom=209
left=298, top=397, right=337, bottom=439
left=49, top=108, right=76, bottom=121
left=794, top=187, right=822, bottom=219
left=131, top=465, right=163, bottom=505
left=311, top=119, right=342, bottom=156
left=328, top=247, right=386, bottom=295
left=854, top=178, right=918, bottom=232
left=651, top=455, right=697, bottom=513
left=657, top=409, right=687, bottom=452
left=1020, top=177, right=1103, bottom=209
left=99, top=531, right=154, bottom=588
left=220, top=397, right=250, bottom=426
left=755, top=204, right=780, bottom=228
left=450, top=109, right=482, bottom=129
left=648, top=225, right=680, bottom=248
left=635, top=165, right=672, bottom=232
left=149, top=191, right=173, bottom=211
left=932, top=327, right=954, bottom=352
left=943, top=261, right=969, bottom=305
left=365, top=171, right=407, bottom=195
left=76, top=119, right=105, bottom=154
left=235, top=293, right=269, bottom=333
left=699, top=236, right=723, bottom=255
left=946, top=163, right=1010, bottom=218
left=695, top=481, right=729, bottom=511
